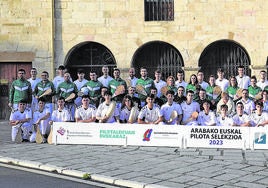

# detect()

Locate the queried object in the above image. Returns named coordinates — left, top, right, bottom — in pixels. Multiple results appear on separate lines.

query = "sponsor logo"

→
left=57, top=127, right=66, bottom=136
left=143, top=129, right=153, bottom=141
left=254, top=132, right=266, bottom=144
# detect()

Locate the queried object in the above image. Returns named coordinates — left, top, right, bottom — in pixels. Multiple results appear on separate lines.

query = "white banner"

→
left=52, top=123, right=268, bottom=150
left=127, top=125, right=182, bottom=147
left=183, top=126, right=250, bottom=149
left=52, top=123, right=182, bottom=147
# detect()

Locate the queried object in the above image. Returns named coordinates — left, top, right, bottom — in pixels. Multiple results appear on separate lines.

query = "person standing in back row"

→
left=28, top=68, right=41, bottom=112
left=73, top=69, right=88, bottom=107
left=53, top=65, right=73, bottom=90
left=9, top=69, right=32, bottom=110
left=34, top=71, right=55, bottom=115
left=97, top=65, right=113, bottom=87
left=136, top=67, right=155, bottom=107
left=236, top=65, right=250, bottom=89
left=56, top=72, right=78, bottom=121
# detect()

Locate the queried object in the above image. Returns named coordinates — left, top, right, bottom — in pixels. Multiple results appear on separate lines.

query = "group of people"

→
left=8, top=65, right=268, bottom=143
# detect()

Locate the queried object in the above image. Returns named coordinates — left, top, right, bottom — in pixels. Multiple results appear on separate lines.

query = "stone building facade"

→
left=0, top=0, right=268, bottom=87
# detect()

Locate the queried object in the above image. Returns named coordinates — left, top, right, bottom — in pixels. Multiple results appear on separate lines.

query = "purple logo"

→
left=57, top=127, right=66, bottom=136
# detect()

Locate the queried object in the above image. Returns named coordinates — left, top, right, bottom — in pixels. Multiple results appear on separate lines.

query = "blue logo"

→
left=254, top=132, right=266, bottom=144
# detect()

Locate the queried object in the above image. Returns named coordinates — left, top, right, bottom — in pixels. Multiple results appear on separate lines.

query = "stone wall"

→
left=1, top=0, right=268, bottom=79
left=0, top=0, right=53, bottom=76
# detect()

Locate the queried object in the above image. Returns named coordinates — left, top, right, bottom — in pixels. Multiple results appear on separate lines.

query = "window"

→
left=144, top=0, right=174, bottom=21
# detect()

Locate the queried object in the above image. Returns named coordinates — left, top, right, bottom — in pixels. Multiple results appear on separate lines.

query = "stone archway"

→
left=198, top=39, right=251, bottom=81
left=131, top=40, right=184, bottom=79
left=64, top=41, right=117, bottom=80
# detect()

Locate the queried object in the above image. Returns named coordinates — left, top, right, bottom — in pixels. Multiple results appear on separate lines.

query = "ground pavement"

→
left=1, top=120, right=268, bottom=188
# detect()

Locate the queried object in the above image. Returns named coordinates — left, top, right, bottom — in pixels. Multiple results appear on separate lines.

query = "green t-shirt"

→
left=136, top=77, right=155, bottom=101
left=9, top=79, right=32, bottom=104
left=34, top=80, right=55, bottom=103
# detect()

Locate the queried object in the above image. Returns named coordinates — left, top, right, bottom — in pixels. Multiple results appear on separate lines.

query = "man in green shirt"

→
left=136, top=67, right=155, bottom=106
left=248, top=76, right=262, bottom=101
left=108, top=68, right=127, bottom=104
left=82, top=71, right=103, bottom=107
left=9, top=69, right=32, bottom=110
left=33, top=71, right=55, bottom=114
left=56, top=72, right=78, bottom=121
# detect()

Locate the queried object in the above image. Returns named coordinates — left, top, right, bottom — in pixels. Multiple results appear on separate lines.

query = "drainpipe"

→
left=51, top=0, right=55, bottom=78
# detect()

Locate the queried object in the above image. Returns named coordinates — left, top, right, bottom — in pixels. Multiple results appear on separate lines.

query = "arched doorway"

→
left=199, top=39, right=251, bottom=81
left=131, top=41, right=184, bottom=79
left=64, top=41, right=117, bottom=80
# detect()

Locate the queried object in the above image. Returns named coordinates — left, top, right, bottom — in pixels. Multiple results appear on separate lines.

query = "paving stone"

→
left=193, top=177, right=226, bottom=186
left=154, top=181, right=186, bottom=188
left=196, top=164, right=225, bottom=173
left=101, top=169, right=132, bottom=177
left=236, top=174, right=266, bottom=182
left=168, top=175, right=199, bottom=184
left=185, top=170, right=223, bottom=178
left=212, top=173, right=242, bottom=181
left=241, top=166, right=267, bottom=172
left=152, top=172, right=182, bottom=180
left=246, top=160, right=267, bottom=167
left=186, top=183, right=216, bottom=188
left=257, top=177, right=268, bottom=185
left=115, top=171, right=147, bottom=180
left=223, top=163, right=249, bottom=169
left=233, top=181, right=267, bottom=188
left=128, top=176, right=161, bottom=184
left=221, top=168, right=248, bottom=176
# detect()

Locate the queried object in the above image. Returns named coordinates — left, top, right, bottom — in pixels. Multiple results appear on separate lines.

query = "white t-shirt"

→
left=33, top=107, right=51, bottom=123
left=215, top=78, right=229, bottom=92
left=175, top=81, right=188, bottom=95
left=28, top=78, right=42, bottom=91
left=97, top=75, right=113, bottom=87
left=53, top=76, right=73, bottom=89
left=236, top=75, right=250, bottom=89
left=257, top=80, right=268, bottom=90
left=10, top=108, right=32, bottom=121
left=74, top=79, right=89, bottom=106
left=232, top=113, right=250, bottom=126
left=216, top=115, right=234, bottom=126
left=197, top=110, right=216, bottom=126
left=138, top=104, right=161, bottom=123
left=120, top=106, right=139, bottom=123
left=250, top=112, right=268, bottom=127
left=160, top=102, right=182, bottom=125
left=51, top=108, right=70, bottom=122
left=75, top=105, right=96, bottom=121
left=237, top=98, right=255, bottom=115
left=180, top=101, right=200, bottom=125
left=96, top=102, right=119, bottom=123
left=127, top=77, right=138, bottom=87
left=74, top=79, right=89, bottom=90
left=154, top=80, right=167, bottom=98
left=198, top=81, right=209, bottom=90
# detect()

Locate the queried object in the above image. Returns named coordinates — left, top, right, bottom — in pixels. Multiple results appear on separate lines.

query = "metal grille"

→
left=131, top=41, right=184, bottom=79
left=144, top=0, right=174, bottom=21
left=64, top=41, right=117, bottom=80
left=198, top=40, right=251, bottom=81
